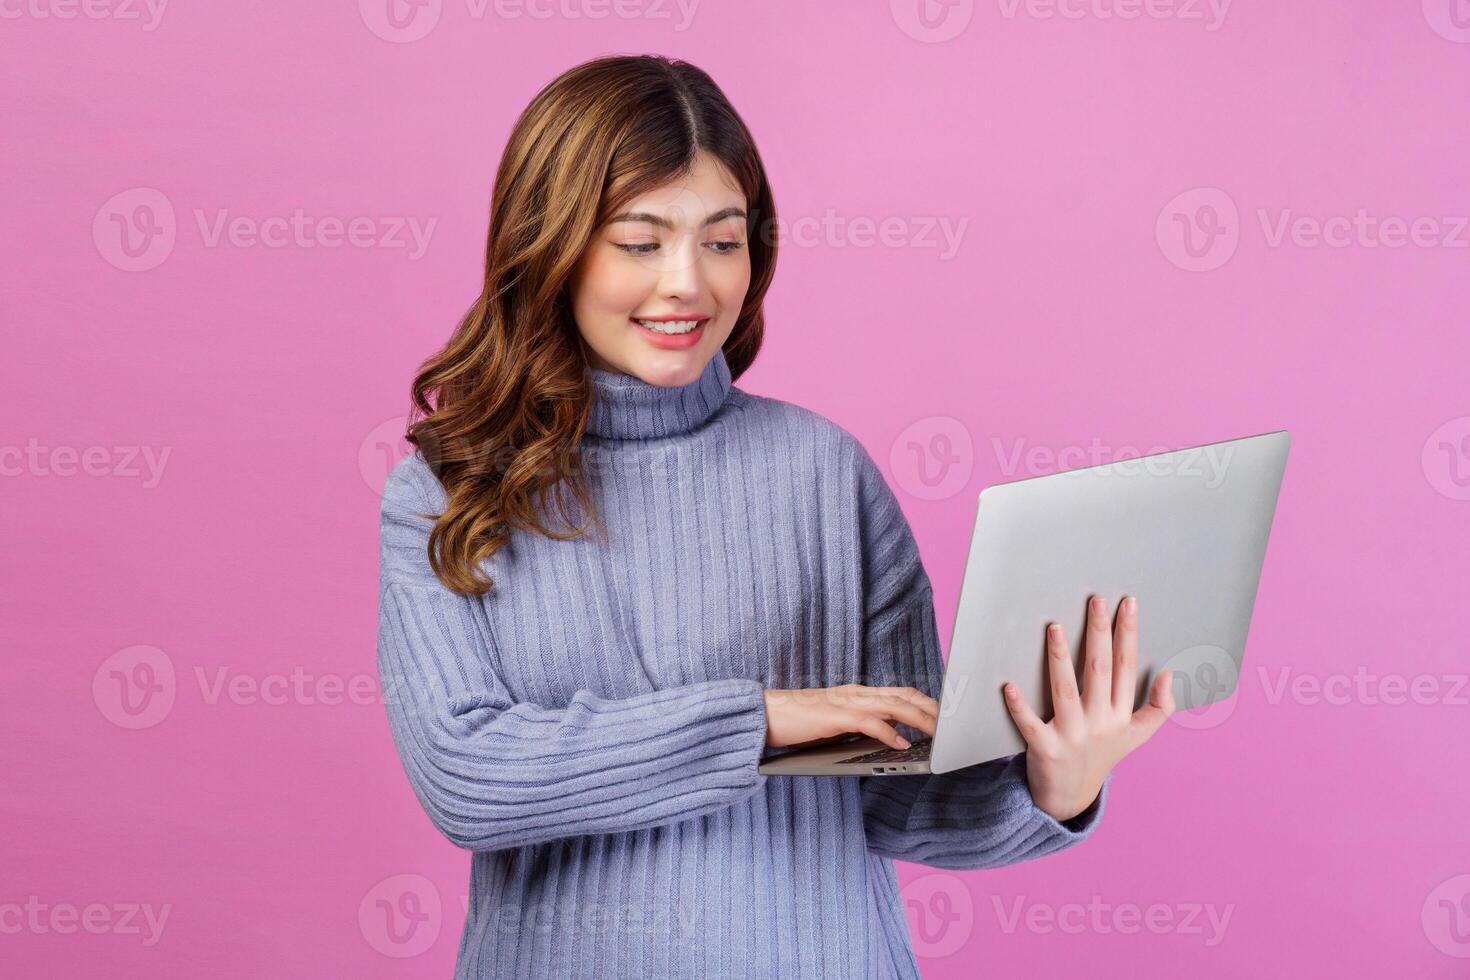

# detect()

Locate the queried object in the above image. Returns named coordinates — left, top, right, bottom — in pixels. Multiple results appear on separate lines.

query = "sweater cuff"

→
left=1017, top=752, right=1110, bottom=839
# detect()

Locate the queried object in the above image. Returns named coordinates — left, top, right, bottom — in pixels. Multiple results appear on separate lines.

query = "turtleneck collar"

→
left=584, top=347, right=733, bottom=441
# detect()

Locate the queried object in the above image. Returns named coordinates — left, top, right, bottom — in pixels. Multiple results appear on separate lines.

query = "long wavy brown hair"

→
left=402, top=55, right=779, bottom=597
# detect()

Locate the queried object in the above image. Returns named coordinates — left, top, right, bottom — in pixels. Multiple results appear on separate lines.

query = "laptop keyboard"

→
left=838, top=738, right=933, bottom=765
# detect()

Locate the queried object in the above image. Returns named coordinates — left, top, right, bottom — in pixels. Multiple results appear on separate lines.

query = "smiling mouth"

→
left=633, top=318, right=707, bottom=335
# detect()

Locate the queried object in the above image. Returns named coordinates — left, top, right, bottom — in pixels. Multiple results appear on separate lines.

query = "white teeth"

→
left=636, top=319, right=701, bottom=335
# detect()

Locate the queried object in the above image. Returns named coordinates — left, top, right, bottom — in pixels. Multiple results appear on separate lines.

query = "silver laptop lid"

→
left=929, top=430, right=1290, bottom=774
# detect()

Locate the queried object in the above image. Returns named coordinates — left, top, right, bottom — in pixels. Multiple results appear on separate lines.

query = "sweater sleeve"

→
left=851, top=440, right=1109, bottom=871
left=375, top=452, right=770, bottom=853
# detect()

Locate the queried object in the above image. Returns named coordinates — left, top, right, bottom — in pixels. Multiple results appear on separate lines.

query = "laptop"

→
left=757, top=429, right=1291, bottom=776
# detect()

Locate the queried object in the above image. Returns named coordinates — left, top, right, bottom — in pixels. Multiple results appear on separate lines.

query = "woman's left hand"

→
left=1003, top=594, right=1176, bottom=822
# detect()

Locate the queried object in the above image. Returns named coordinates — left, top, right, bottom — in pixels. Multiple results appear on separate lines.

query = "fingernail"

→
left=1125, top=596, right=1137, bottom=614
left=897, top=736, right=911, bottom=749
left=1048, top=623, right=1061, bottom=637
left=1090, top=595, right=1103, bottom=614
left=1006, top=685, right=1019, bottom=699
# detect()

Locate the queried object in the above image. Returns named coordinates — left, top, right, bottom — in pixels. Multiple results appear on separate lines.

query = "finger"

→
left=1082, top=595, right=1113, bottom=715
left=1113, top=594, right=1140, bottom=713
left=875, top=688, right=940, bottom=724
left=872, top=696, right=937, bottom=737
left=851, top=686, right=940, bottom=719
left=1003, top=682, right=1057, bottom=756
left=882, top=686, right=941, bottom=718
left=1127, top=668, right=1177, bottom=752
left=1046, top=622, right=1084, bottom=731
left=853, top=714, right=910, bottom=750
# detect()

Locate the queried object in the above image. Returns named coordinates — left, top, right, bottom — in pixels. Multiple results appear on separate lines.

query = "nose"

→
left=656, top=232, right=706, bottom=299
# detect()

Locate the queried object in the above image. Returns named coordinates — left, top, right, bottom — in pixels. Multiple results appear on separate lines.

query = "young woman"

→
left=376, top=54, right=1176, bottom=979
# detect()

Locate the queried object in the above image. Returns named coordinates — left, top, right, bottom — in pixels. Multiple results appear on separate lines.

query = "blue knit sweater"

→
left=376, top=348, right=1108, bottom=978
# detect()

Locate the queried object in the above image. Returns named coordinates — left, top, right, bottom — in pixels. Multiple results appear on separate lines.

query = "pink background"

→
left=6, top=2, right=1469, bottom=976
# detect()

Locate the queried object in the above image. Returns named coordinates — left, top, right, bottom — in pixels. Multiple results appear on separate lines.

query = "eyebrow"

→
left=607, top=206, right=747, bottom=230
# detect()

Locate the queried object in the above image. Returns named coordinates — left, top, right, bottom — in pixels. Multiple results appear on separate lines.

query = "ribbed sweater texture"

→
left=375, top=348, right=1108, bottom=978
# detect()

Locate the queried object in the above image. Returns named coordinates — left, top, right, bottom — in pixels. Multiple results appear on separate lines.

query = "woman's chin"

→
left=620, top=353, right=708, bottom=387
left=616, top=335, right=714, bottom=385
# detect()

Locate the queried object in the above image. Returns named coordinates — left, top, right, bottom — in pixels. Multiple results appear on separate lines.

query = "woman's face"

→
left=568, top=149, right=751, bottom=387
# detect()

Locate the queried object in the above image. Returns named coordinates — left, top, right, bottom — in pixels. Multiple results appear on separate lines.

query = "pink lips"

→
left=631, top=317, right=707, bottom=350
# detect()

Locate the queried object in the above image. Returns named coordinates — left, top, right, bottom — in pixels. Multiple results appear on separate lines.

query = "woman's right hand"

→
left=762, top=685, right=939, bottom=750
